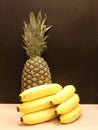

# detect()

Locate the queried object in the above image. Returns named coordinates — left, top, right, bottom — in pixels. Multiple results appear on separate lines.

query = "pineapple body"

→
left=21, top=56, right=52, bottom=91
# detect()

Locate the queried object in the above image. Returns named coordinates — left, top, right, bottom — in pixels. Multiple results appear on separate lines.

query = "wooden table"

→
left=0, top=104, right=98, bottom=130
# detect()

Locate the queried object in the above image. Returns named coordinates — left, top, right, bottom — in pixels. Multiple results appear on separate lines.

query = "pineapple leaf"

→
left=43, top=35, right=49, bottom=41
left=41, top=15, right=47, bottom=30
left=37, top=10, right=42, bottom=24
left=23, top=21, right=28, bottom=29
left=46, top=25, right=52, bottom=32
left=30, top=12, right=36, bottom=30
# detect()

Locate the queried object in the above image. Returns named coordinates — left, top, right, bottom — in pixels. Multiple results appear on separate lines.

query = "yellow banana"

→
left=55, top=93, right=80, bottom=115
left=21, top=106, right=57, bottom=124
left=60, top=104, right=82, bottom=124
left=50, top=85, right=76, bottom=105
left=17, top=95, right=55, bottom=114
left=19, top=83, right=62, bottom=102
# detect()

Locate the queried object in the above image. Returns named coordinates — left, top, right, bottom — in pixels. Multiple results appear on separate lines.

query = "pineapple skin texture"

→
left=21, top=56, right=52, bottom=91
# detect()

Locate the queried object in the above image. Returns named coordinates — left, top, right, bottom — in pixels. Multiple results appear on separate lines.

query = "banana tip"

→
left=19, top=95, right=22, bottom=101
left=20, top=117, right=23, bottom=122
left=54, top=110, right=58, bottom=115
left=50, top=101, right=53, bottom=105
left=17, top=107, right=19, bottom=112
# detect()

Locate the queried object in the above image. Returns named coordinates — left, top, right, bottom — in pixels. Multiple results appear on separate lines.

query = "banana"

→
left=19, top=83, right=62, bottom=102
left=60, top=104, right=82, bottom=124
left=21, top=106, right=57, bottom=124
left=50, top=85, right=76, bottom=105
left=55, top=93, right=80, bottom=115
left=17, top=95, right=55, bottom=114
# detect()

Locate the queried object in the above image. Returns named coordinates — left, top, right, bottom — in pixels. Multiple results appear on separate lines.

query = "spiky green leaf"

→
left=22, top=10, right=52, bottom=57
left=30, top=12, right=36, bottom=30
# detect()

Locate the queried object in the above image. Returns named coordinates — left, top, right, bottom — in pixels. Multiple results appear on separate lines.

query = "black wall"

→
left=0, top=0, right=97, bottom=103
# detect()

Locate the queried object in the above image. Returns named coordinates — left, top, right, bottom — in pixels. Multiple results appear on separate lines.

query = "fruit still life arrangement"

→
left=17, top=10, right=82, bottom=125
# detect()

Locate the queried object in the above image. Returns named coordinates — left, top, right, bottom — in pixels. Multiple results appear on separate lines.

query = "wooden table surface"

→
left=0, top=104, right=98, bottom=130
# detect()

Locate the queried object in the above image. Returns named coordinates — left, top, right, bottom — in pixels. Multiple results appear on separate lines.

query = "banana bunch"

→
left=17, top=83, right=62, bottom=124
left=17, top=83, right=82, bottom=125
left=49, top=85, right=82, bottom=124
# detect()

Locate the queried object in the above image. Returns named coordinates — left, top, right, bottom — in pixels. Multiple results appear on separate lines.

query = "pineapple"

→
left=21, top=11, right=52, bottom=91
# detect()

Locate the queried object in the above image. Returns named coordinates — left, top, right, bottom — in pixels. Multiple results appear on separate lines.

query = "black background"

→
left=0, top=0, right=97, bottom=103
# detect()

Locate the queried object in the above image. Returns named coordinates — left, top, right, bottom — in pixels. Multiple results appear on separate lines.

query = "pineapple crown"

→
left=22, top=10, right=52, bottom=57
